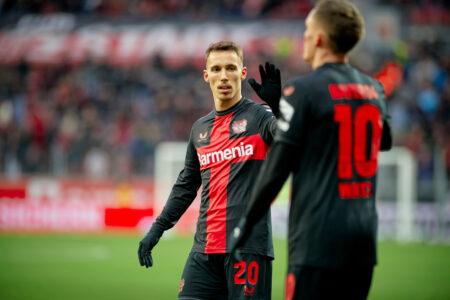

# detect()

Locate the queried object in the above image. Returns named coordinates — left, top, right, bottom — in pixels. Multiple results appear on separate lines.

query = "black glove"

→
left=248, top=62, right=281, bottom=117
left=138, top=226, right=163, bottom=268
left=229, top=217, right=251, bottom=261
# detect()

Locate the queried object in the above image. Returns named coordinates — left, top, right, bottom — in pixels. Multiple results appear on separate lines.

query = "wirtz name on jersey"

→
left=197, top=142, right=254, bottom=167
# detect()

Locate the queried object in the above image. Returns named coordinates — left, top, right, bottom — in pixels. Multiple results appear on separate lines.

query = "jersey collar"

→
left=215, top=97, right=246, bottom=116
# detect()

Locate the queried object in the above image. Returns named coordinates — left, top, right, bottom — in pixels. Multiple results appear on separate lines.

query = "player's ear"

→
left=316, top=31, right=326, bottom=48
left=203, top=70, right=209, bottom=83
left=241, top=67, right=247, bottom=80
left=315, top=34, right=322, bottom=47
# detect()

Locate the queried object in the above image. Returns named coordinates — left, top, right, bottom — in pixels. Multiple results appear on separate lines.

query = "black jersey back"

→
left=276, top=63, right=392, bottom=268
left=179, top=98, right=275, bottom=257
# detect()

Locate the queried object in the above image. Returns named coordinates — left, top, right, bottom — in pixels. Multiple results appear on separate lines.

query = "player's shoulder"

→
left=192, top=110, right=215, bottom=128
left=282, top=76, right=310, bottom=100
left=357, top=68, right=383, bottom=87
left=368, top=75, right=385, bottom=94
left=241, top=97, right=274, bottom=116
left=350, top=67, right=386, bottom=98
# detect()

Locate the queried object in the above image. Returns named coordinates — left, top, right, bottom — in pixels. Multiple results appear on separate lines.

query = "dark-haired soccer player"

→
left=138, top=41, right=281, bottom=299
left=230, top=1, right=393, bottom=299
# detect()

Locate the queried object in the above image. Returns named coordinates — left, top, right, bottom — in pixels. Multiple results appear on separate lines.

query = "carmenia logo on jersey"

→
left=197, top=142, right=254, bottom=167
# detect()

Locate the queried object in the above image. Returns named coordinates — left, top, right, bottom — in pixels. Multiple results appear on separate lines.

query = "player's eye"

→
left=227, top=65, right=237, bottom=71
left=211, top=66, right=220, bottom=72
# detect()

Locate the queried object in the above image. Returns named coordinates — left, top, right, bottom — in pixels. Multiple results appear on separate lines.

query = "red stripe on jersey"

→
left=201, top=113, right=269, bottom=253
left=205, top=114, right=232, bottom=253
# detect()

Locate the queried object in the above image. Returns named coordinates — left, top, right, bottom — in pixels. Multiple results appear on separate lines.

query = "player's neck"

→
left=311, top=50, right=348, bottom=70
left=214, top=94, right=242, bottom=112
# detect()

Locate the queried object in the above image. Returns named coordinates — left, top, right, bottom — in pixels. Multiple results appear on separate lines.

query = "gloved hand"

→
left=138, top=227, right=162, bottom=268
left=248, top=62, right=282, bottom=117
left=229, top=217, right=250, bottom=262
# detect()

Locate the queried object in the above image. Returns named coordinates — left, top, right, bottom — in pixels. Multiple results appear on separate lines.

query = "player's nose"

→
left=219, top=69, right=228, bottom=81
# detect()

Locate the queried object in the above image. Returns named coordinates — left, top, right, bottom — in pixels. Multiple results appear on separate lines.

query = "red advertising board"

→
left=0, top=177, right=156, bottom=233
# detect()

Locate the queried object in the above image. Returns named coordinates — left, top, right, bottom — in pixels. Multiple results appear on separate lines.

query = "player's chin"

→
left=217, top=92, right=233, bottom=100
left=303, top=53, right=312, bottom=63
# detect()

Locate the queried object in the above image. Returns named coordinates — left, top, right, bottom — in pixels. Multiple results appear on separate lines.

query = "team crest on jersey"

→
left=232, top=119, right=247, bottom=134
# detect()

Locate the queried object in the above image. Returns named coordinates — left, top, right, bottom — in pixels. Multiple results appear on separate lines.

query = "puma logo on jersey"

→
left=197, top=143, right=254, bottom=167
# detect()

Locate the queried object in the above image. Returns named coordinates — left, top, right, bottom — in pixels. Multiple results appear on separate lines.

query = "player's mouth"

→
left=218, top=85, right=232, bottom=93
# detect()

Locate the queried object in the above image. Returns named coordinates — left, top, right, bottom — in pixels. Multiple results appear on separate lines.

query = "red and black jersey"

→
left=276, top=63, right=391, bottom=267
left=277, top=63, right=392, bottom=268
left=154, top=98, right=276, bottom=258
left=241, top=63, right=393, bottom=269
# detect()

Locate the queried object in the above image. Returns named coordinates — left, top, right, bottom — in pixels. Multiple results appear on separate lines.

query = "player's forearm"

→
left=245, top=141, right=292, bottom=229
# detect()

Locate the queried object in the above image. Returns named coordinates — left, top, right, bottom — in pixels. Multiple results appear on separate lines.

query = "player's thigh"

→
left=178, top=252, right=227, bottom=300
left=285, top=265, right=374, bottom=300
left=225, top=253, right=272, bottom=300
left=339, top=267, right=374, bottom=300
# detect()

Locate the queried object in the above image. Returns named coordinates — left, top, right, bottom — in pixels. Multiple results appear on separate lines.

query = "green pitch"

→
left=0, top=235, right=449, bottom=299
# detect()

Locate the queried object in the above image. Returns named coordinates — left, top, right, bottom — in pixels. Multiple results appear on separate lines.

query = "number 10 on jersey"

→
left=334, top=104, right=383, bottom=199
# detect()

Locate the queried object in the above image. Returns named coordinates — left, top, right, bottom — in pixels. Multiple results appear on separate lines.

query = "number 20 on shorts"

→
left=234, top=261, right=259, bottom=285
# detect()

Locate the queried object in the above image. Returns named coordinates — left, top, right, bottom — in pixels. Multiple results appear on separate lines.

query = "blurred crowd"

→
left=388, top=40, right=449, bottom=200
left=0, top=52, right=299, bottom=178
left=0, top=1, right=449, bottom=203
left=0, top=0, right=313, bottom=19
left=0, top=40, right=448, bottom=181
left=1, top=0, right=448, bottom=21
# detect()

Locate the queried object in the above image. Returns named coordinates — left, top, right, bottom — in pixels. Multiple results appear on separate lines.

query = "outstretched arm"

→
left=229, top=140, right=294, bottom=254
left=138, top=139, right=201, bottom=268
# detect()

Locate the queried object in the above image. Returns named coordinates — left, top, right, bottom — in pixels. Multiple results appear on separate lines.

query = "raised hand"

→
left=248, top=62, right=282, bottom=117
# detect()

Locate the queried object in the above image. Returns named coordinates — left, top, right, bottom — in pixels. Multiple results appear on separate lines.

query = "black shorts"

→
left=178, top=252, right=272, bottom=300
left=285, top=265, right=373, bottom=300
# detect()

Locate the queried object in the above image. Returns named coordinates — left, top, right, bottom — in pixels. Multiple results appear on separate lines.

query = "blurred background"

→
left=0, top=0, right=449, bottom=299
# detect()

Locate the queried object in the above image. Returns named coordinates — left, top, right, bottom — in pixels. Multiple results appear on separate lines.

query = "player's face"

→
left=303, top=10, right=320, bottom=63
left=203, top=50, right=247, bottom=105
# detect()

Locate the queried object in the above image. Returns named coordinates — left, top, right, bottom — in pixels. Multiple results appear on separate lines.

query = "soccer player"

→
left=138, top=41, right=281, bottom=299
left=230, top=1, right=393, bottom=299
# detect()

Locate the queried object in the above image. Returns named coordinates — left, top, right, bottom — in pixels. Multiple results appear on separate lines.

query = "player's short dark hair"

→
left=205, top=41, right=243, bottom=66
left=313, top=0, right=365, bottom=54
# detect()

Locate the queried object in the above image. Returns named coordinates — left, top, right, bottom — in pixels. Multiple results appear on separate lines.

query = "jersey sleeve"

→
left=275, top=79, right=310, bottom=146
left=151, top=130, right=202, bottom=235
left=255, top=104, right=277, bottom=144
left=375, top=81, right=393, bottom=151
left=241, top=141, right=293, bottom=235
